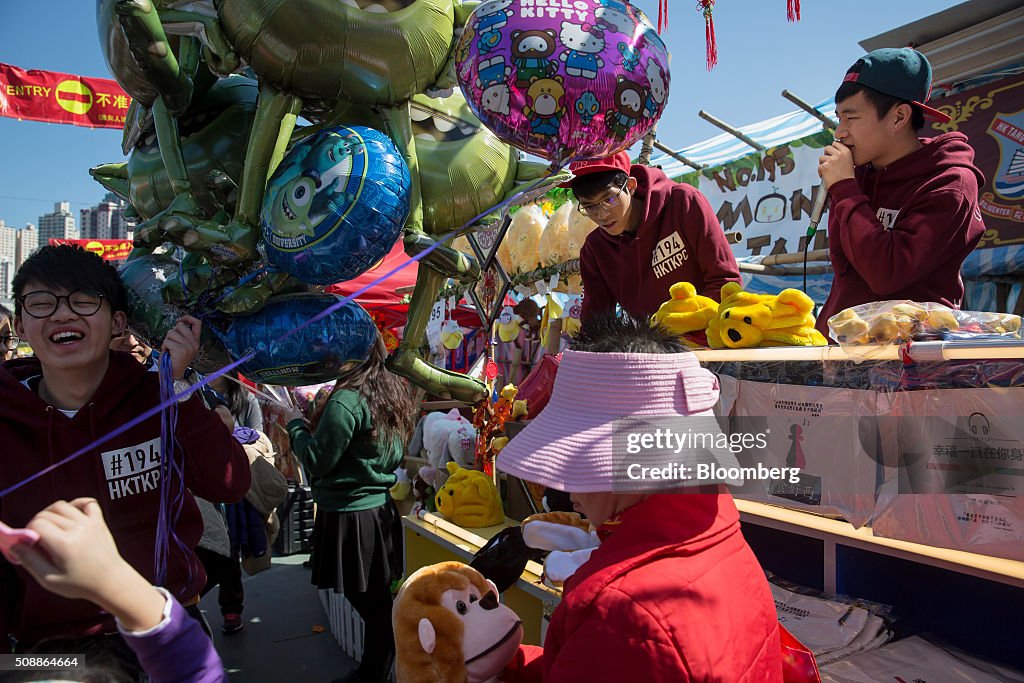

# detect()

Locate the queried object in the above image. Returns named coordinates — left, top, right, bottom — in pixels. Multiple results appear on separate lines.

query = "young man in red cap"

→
left=815, top=47, right=986, bottom=337
left=567, top=151, right=741, bottom=323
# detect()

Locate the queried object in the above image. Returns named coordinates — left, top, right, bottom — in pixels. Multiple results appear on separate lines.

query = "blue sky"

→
left=0, top=0, right=963, bottom=229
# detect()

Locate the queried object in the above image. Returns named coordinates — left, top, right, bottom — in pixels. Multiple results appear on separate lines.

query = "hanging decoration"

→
left=698, top=0, right=717, bottom=71
left=788, top=0, right=802, bottom=22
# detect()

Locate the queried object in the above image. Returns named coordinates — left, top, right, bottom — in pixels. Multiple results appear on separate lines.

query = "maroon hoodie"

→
left=816, top=132, right=986, bottom=337
left=579, top=165, right=741, bottom=322
left=0, top=351, right=250, bottom=649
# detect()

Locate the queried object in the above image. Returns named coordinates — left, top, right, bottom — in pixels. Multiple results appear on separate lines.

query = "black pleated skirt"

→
left=309, top=499, right=404, bottom=595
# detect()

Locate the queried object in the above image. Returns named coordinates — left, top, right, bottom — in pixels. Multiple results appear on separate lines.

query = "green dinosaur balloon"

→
left=93, top=76, right=257, bottom=222
left=216, top=0, right=458, bottom=106
left=119, top=252, right=232, bottom=374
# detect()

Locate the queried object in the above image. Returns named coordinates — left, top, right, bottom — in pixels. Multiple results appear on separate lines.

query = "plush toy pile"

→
left=653, top=282, right=827, bottom=348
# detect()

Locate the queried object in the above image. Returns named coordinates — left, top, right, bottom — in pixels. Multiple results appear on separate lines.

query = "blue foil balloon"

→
left=260, top=125, right=411, bottom=285
left=219, top=293, right=378, bottom=386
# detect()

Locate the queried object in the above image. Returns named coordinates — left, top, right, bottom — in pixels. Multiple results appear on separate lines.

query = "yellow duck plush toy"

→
left=651, top=282, right=719, bottom=346
left=435, top=462, right=505, bottom=528
left=440, top=319, right=464, bottom=350
left=706, top=282, right=828, bottom=348
left=495, top=305, right=522, bottom=343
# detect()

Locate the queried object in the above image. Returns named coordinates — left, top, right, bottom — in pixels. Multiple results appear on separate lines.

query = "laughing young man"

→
left=567, top=151, right=741, bottom=323
left=815, top=48, right=986, bottom=336
left=0, top=245, right=250, bottom=652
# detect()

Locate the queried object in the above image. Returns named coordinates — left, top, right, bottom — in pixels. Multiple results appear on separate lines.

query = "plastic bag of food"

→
left=827, top=300, right=1021, bottom=347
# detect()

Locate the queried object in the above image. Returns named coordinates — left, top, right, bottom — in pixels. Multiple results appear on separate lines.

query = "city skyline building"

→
left=80, top=192, right=134, bottom=240
left=0, top=221, right=39, bottom=301
left=37, top=201, right=77, bottom=242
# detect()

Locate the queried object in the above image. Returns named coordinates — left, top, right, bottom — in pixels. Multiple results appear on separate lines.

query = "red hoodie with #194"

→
left=816, top=132, right=986, bottom=337
left=579, top=165, right=741, bottom=322
left=0, top=351, right=251, bottom=649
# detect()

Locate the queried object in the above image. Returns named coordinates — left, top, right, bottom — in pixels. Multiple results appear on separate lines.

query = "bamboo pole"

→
left=759, top=249, right=830, bottom=266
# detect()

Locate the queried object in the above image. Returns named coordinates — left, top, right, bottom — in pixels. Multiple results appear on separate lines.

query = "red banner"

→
left=49, top=239, right=133, bottom=261
left=0, top=63, right=131, bottom=129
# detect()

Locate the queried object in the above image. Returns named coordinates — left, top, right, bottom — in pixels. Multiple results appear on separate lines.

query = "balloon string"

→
left=0, top=227, right=452, bottom=499
left=154, top=352, right=181, bottom=587
left=787, top=0, right=801, bottom=22
left=204, top=263, right=270, bottom=308
left=223, top=373, right=292, bottom=410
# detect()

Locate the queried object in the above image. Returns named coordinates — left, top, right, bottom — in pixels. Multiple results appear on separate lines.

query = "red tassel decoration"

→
left=658, top=0, right=669, bottom=33
left=787, top=0, right=801, bottom=22
left=698, top=0, right=717, bottom=71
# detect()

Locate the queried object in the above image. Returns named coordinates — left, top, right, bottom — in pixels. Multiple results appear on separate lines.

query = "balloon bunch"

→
left=94, top=0, right=671, bottom=395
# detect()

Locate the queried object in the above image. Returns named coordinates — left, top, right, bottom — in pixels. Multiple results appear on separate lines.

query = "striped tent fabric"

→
left=651, top=98, right=837, bottom=176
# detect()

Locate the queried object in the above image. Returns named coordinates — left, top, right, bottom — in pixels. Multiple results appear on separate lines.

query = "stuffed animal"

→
left=926, top=308, right=960, bottom=333
left=412, top=465, right=440, bottom=514
left=651, top=282, right=719, bottom=346
left=540, top=295, right=567, bottom=348
left=435, top=462, right=505, bottom=528
left=521, top=512, right=600, bottom=589
left=822, top=301, right=1018, bottom=345
left=507, top=204, right=546, bottom=274
left=410, top=410, right=477, bottom=471
left=441, top=319, right=465, bottom=350
left=828, top=308, right=870, bottom=344
left=495, top=305, right=522, bottom=343
left=468, top=512, right=593, bottom=594
left=513, top=298, right=543, bottom=339
left=538, top=201, right=573, bottom=267
left=706, top=283, right=827, bottom=348
left=391, top=467, right=413, bottom=501
left=393, top=562, right=524, bottom=683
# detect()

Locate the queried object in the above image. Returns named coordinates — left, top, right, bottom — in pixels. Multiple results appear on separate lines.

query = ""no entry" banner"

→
left=0, top=62, right=131, bottom=130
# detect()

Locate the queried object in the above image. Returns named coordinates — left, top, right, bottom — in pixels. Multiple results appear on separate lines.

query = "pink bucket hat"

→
left=497, top=350, right=722, bottom=493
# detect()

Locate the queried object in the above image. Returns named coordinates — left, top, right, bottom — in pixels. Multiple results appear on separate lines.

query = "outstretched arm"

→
left=10, top=498, right=226, bottom=683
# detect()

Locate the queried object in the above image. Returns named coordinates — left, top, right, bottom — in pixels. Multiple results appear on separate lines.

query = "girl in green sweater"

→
left=285, top=336, right=414, bottom=683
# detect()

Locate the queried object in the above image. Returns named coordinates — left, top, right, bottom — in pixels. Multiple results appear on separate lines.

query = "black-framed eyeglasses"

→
left=18, top=290, right=105, bottom=319
left=577, top=178, right=629, bottom=217
left=1, top=335, right=18, bottom=351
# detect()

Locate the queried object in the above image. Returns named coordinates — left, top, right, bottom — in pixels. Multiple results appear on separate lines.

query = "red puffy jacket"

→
left=503, top=491, right=784, bottom=682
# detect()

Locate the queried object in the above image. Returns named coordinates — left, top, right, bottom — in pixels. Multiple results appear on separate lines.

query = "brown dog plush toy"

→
left=393, top=562, right=524, bottom=683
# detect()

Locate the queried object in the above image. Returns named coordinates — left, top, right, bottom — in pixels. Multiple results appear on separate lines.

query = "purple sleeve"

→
left=120, top=594, right=226, bottom=683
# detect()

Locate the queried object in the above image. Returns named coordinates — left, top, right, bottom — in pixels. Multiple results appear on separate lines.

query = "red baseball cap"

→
left=560, top=151, right=632, bottom=189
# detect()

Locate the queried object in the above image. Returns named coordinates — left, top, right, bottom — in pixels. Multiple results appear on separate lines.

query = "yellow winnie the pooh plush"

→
left=651, top=282, right=719, bottom=346
left=435, top=462, right=505, bottom=528
left=706, top=282, right=827, bottom=348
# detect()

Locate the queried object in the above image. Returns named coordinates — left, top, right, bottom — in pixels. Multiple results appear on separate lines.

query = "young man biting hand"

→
left=815, top=48, right=986, bottom=337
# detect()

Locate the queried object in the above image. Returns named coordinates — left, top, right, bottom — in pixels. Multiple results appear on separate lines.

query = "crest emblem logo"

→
left=987, top=110, right=1024, bottom=201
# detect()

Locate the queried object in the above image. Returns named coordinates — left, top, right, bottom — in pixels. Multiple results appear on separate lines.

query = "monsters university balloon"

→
left=260, top=126, right=411, bottom=285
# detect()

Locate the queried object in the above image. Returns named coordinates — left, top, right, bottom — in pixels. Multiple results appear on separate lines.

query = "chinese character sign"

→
left=49, top=238, right=133, bottom=261
left=0, top=62, right=131, bottom=130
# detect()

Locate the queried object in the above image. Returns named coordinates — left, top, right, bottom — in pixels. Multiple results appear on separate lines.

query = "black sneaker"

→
left=222, top=613, right=244, bottom=635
